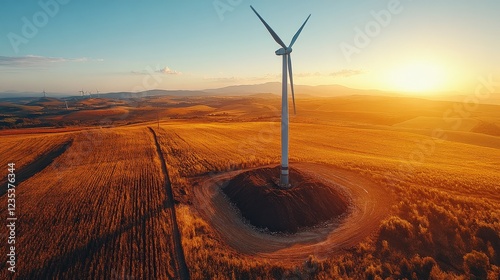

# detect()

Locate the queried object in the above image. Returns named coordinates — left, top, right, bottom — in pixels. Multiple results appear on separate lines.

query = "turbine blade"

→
left=288, top=55, right=296, bottom=115
left=289, top=14, right=311, bottom=48
left=250, top=6, right=287, bottom=49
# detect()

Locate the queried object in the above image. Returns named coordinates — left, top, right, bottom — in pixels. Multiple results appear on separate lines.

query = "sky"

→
left=0, top=0, right=499, bottom=95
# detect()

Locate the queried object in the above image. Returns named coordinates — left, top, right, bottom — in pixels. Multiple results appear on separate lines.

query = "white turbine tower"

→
left=43, top=89, right=47, bottom=98
left=79, top=90, right=85, bottom=98
left=250, top=6, right=311, bottom=188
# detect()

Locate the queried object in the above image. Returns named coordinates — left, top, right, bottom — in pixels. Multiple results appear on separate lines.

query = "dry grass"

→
left=64, top=108, right=130, bottom=121
left=0, top=127, right=182, bottom=279
left=0, top=96, right=499, bottom=279
left=155, top=113, right=500, bottom=278
left=0, top=133, right=71, bottom=171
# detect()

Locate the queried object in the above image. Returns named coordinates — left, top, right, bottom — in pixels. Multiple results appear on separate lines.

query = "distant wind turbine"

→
left=79, top=90, right=85, bottom=98
left=65, top=100, right=69, bottom=110
left=250, top=5, right=311, bottom=188
left=43, top=89, right=47, bottom=98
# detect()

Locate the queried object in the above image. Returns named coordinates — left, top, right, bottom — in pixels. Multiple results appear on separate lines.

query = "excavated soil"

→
left=192, top=163, right=393, bottom=262
left=222, top=166, right=350, bottom=233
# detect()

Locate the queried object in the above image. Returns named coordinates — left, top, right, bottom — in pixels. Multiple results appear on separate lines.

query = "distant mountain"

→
left=0, top=83, right=388, bottom=100
left=0, top=92, right=45, bottom=98
left=103, top=89, right=210, bottom=99
left=0, top=92, right=71, bottom=99
left=203, top=82, right=394, bottom=97
left=2, top=84, right=498, bottom=104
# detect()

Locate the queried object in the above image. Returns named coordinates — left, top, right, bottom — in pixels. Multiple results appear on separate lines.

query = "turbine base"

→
left=280, top=173, right=290, bottom=189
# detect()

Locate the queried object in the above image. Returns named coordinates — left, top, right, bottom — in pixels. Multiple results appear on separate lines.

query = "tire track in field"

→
left=149, top=127, right=190, bottom=280
left=0, top=139, right=73, bottom=196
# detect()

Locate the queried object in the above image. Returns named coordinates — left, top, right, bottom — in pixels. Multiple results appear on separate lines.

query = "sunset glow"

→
left=0, top=1, right=498, bottom=95
left=389, top=61, right=449, bottom=93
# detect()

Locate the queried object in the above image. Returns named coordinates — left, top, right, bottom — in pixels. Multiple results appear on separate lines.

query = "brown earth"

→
left=222, top=166, right=350, bottom=233
left=192, top=162, right=393, bottom=263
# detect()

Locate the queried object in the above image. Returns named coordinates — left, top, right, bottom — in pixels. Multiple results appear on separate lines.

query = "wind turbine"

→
left=96, top=89, right=100, bottom=98
left=65, top=100, right=69, bottom=110
left=79, top=90, right=85, bottom=98
left=250, top=6, right=311, bottom=188
left=43, top=89, right=47, bottom=98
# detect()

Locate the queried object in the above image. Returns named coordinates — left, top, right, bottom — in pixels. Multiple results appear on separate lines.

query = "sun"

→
left=390, top=61, right=448, bottom=93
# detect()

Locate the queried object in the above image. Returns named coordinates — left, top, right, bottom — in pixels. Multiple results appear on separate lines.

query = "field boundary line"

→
left=149, top=127, right=190, bottom=280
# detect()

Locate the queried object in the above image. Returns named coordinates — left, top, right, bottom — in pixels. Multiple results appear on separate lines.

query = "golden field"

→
left=0, top=95, right=499, bottom=279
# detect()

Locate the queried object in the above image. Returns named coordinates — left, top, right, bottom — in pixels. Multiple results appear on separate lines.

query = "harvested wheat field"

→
left=1, top=95, right=500, bottom=279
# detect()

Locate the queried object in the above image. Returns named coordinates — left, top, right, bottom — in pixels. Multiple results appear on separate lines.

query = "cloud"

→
left=330, top=69, right=364, bottom=78
left=131, top=66, right=181, bottom=76
left=156, top=67, right=181, bottom=75
left=0, top=55, right=103, bottom=67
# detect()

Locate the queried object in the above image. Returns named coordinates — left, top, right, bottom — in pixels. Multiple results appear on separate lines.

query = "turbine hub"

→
left=275, top=47, right=292, bottom=56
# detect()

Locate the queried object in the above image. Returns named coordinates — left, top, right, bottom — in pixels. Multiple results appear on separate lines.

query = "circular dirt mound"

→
left=222, top=166, right=350, bottom=233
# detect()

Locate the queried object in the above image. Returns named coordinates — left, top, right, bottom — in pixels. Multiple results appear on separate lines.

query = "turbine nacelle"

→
left=275, top=47, right=292, bottom=56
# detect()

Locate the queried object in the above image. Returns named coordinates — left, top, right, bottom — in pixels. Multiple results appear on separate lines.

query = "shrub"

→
left=463, top=250, right=490, bottom=279
left=379, top=216, right=414, bottom=250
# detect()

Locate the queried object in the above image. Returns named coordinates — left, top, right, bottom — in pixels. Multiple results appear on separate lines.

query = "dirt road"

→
left=192, top=162, right=393, bottom=264
left=149, top=128, right=190, bottom=280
